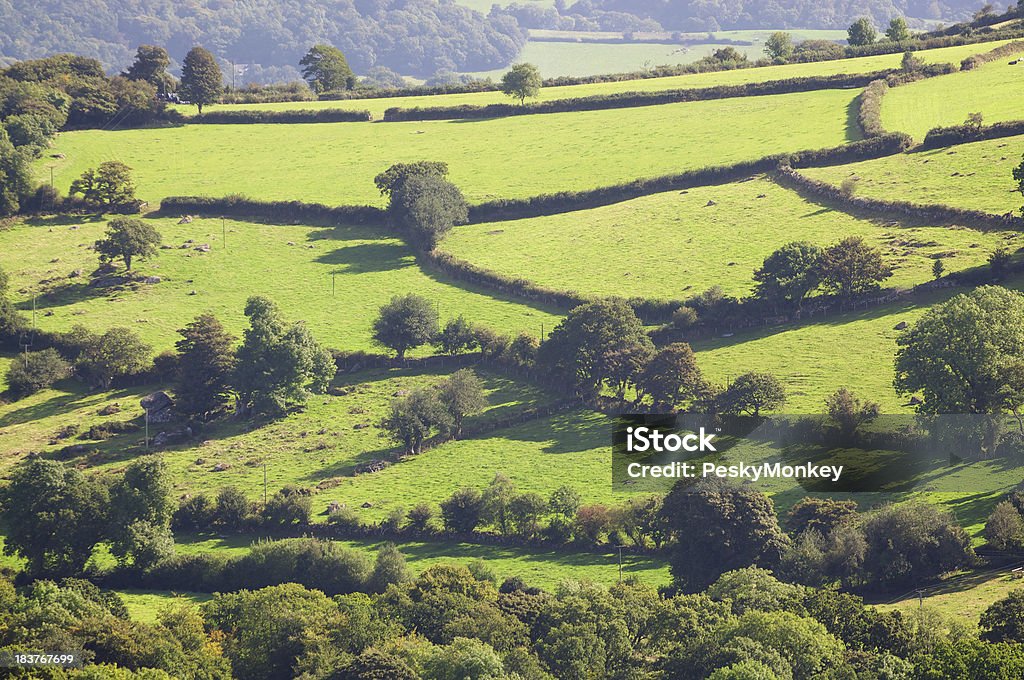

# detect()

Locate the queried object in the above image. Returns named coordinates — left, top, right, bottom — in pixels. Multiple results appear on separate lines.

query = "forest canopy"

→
left=0, top=0, right=526, bottom=80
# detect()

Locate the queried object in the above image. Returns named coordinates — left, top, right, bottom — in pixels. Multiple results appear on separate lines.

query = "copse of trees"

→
left=382, top=368, right=486, bottom=453
left=4, top=348, right=71, bottom=398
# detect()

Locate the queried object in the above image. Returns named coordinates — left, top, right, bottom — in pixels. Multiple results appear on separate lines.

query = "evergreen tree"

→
left=175, top=313, right=237, bottom=421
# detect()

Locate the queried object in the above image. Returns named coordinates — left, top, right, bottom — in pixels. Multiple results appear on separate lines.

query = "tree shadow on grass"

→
left=844, top=96, right=864, bottom=143
left=315, top=241, right=413, bottom=275
left=23, top=214, right=105, bottom=227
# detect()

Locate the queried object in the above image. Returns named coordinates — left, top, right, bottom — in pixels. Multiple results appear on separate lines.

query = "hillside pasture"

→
left=44, top=89, right=860, bottom=206
left=0, top=216, right=559, bottom=353
left=881, top=57, right=1024, bottom=139
left=171, top=40, right=1010, bottom=120
left=801, top=136, right=1024, bottom=214
left=441, top=175, right=1015, bottom=299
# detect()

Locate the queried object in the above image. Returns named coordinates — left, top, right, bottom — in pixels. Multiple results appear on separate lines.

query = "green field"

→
left=464, top=40, right=774, bottom=80
left=877, top=570, right=1024, bottom=627
left=802, top=136, right=1024, bottom=214
left=882, top=56, right=1024, bottom=139
left=170, top=41, right=1008, bottom=120
left=442, top=175, right=1014, bottom=299
left=0, top=216, right=558, bottom=352
left=46, top=89, right=859, bottom=206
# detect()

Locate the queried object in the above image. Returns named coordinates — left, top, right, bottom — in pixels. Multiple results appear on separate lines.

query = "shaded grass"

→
left=802, top=135, right=1024, bottom=214
left=882, top=56, right=1024, bottom=139
left=442, top=175, right=1015, bottom=299
left=875, top=569, right=1024, bottom=628
left=43, top=89, right=859, bottom=206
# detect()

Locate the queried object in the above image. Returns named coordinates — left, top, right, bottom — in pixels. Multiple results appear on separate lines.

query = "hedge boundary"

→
left=857, top=80, right=890, bottom=138
left=382, top=71, right=896, bottom=122
left=922, top=119, right=1024, bottom=148
left=159, top=195, right=386, bottom=225
left=190, top=108, right=372, bottom=124
left=467, top=134, right=912, bottom=223
left=960, top=39, right=1024, bottom=69
left=774, top=165, right=1022, bottom=231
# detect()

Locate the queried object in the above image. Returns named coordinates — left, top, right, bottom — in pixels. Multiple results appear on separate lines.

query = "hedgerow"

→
left=382, top=72, right=894, bottom=122
left=190, top=108, right=372, bottom=124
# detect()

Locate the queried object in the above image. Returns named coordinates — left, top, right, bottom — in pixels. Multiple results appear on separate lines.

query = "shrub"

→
left=440, top=487, right=485, bottom=533
left=406, top=503, right=435, bottom=532
left=327, top=505, right=361, bottom=529
left=172, top=493, right=215, bottom=531
left=5, top=348, right=71, bottom=398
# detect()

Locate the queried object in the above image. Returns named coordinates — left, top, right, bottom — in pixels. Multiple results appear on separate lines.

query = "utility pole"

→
left=332, top=273, right=336, bottom=297
left=540, top=323, right=544, bottom=341
left=144, top=409, right=150, bottom=450
left=263, top=463, right=268, bottom=506
left=49, top=166, right=55, bottom=189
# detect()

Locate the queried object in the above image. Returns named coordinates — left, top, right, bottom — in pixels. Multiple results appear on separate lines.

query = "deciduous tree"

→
left=175, top=313, right=236, bottom=421
left=500, top=63, right=542, bottom=104
left=300, top=44, right=355, bottom=92
left=372, top=293, right=439, bottom=361
left=94, top=216, right=161, bottom=271
left=180, top=46, right=222, bottom=114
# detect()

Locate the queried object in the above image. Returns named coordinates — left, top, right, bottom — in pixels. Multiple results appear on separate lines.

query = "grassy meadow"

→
left=802, top=136, right=1024, bottom=214
left=44, top=88, right=859, bottom=206
left=0, top=215, right=559, bottom=352
left=882, top=56, right=1024, bottom=139
left=442, top=175, right=1016, bottom=299
left=171, top=41, right=1008, bottom=120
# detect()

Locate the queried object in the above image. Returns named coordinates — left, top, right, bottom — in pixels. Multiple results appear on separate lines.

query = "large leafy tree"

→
left=439, top=369, right=487, bottom=438
left=0, top=459, right=109, bottom=577
left=69, top=160, right=136, bottom=209
left=753, top=241, right=822, bottom=310
left=299, top=44, right=355, bottom=92
left=94, top=216, right=161, bottom=271
left=372, top=293, right=439, bottom=361
left=538, top=299, right=653, bottom=398
left=382, top=387, right=453, bottom=454
left=389, top=173, right=468, bottom=251
left=636, top=342, right=705, bottom=409
left=885, top=17, right=911, bottom=42
left=847, top=18, right=877, bottom=46
left=175, top=313, right=237, bottom=421
left=76, top=326, right=152, bottom=389
left=894, top=286, right=1024, bottom=415
left=374, top=161, right=449, bottom=198
left=180, top=46, right=222, bottom=114
left=818, top=236, right=891, bottom=299
left=123, top=45, right=174, bottom=94
left=500, top=63, right=542, bottom=105
left=661, top=479, right=790, bottom=592
left=0, top=129, right=34, bottom=215
left=719, top=371, right=786, bottom=417
left=108, top=456, right=176, bottom=569
left=233, top=296, right=335, bottom=417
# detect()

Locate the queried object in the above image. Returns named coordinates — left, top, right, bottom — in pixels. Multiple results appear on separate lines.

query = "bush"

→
left=857, top=80, right=889, bottom=138
left=5, top=348, right=71, bottom=398
left=406, top=503, right=435, bottom=532
left=327, top=505, right=361, bottom=529
left=172, top=494, right=215, bottom=531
